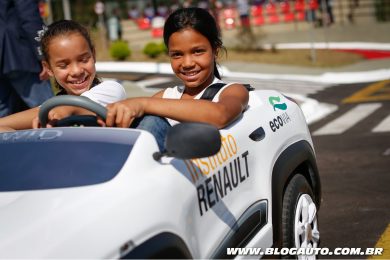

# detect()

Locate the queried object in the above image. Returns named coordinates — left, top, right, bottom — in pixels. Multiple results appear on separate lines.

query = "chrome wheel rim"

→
left=294, top=194, right=319, bottom=259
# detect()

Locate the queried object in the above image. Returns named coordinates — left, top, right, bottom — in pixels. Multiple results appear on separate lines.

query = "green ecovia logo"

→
left=268, top=96, right=287, bottom=111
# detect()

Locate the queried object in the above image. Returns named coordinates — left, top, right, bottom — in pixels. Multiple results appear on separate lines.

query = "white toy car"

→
left=0, top=90, right=321, bottom=258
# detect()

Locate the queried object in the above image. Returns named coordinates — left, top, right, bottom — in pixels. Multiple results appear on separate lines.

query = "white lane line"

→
left=372, top=114, right=390, bottom=133
left=313, top=103, right=382, bottom=136
left=136, top=77, right=173, bottom=89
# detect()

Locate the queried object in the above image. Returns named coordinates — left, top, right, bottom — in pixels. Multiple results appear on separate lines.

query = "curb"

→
left=264, top=42, right=390, bottom=50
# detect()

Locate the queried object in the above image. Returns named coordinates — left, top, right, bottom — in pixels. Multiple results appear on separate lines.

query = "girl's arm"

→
left=0, top=106, right=85, bottom=130
left=105, top=84, right=249, bottom=129
left=0, top=107, right=39, bottom=130
left=0, top=126, right=16, bottom=132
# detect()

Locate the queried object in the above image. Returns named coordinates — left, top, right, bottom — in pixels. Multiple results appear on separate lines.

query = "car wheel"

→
left=282, top=174, right=320, bottom=259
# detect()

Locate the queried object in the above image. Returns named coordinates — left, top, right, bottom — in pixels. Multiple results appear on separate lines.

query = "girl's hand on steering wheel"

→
left=105, top=98, right=146, bottom=128
left=36, top=106, right=74, bottom=128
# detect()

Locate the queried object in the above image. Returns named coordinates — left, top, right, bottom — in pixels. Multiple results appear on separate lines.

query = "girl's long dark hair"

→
left=41, top=20, right=101, bottom=95
left=163, top=7, right=225, bottom=79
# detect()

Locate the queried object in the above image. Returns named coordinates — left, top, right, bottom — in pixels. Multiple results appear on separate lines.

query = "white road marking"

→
left=313, top=103, right=382, bottom=136
left=372, top=114, right=390, bottom=133
left=225, top=77, right=331, bottom=95
left=137, top=77, right=173, bottom=89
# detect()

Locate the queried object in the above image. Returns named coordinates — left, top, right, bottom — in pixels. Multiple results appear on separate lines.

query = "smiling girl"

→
left=0, top=20, right=126, bottom=131
left=105, top=7, right=249, bottom=150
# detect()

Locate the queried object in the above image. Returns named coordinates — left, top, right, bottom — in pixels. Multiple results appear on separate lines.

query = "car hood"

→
left=0, top=127, right=169, bottom=258
left=0, top=167, right=166, bottom=258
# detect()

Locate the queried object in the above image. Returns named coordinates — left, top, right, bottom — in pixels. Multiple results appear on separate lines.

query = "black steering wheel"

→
left=38, top=95, right=107, bottom=127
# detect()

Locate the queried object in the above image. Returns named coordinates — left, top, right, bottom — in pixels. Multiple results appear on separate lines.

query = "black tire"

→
left=281, top=174, right=319, bottom=259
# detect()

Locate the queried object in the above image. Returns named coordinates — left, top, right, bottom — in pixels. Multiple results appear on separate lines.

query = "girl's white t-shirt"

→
left=81, top=80, right=127, bottom=106
left=162, top=77, right=235, bottom=126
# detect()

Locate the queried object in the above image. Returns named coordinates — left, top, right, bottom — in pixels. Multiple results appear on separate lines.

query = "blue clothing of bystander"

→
left=0, top=0, right=54, bottom=116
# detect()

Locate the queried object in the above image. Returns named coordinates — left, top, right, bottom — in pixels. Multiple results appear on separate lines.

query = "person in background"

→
left=107, top=8, right=122, bottom=41
left=0, top=0, right=54, bottom=117
left=319, top=0, right=334, bottom=25
left=128, top=4, right=140, bottom=20
left=347, top=0, right=358, bottom=23
left=236, top=0, right=251, bottom=28
left=157, top=3, right=169, bottom=17
left=144, top=3, right=155, bottom=20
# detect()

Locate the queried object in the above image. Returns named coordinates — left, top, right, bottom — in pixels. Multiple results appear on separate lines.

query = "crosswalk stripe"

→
left=313, top=103, right=382, bottom=136
left=372, top=114, right=390, bottom=133
left=224, top=77, right=331, bottom=95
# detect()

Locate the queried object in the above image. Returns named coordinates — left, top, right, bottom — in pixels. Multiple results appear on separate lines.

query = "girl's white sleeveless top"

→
left=162, top=77, right=236, bottom=126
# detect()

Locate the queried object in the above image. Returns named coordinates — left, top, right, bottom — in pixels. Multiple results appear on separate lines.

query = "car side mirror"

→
left=153, top=122, right=221, bottom=160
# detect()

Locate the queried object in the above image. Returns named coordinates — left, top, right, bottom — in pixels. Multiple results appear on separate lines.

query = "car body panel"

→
left=0, top=90, right=319, bottom=258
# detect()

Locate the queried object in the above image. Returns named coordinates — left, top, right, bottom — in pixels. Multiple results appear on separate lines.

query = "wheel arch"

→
left=121, top=232, right=192, bottom=259
left=271, top=140, right=321, bottom=248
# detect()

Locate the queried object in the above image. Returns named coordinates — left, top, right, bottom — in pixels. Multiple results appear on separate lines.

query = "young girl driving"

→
left=105, top=7, right=249, bottom=150
left=0, top=20, right=126, bottom=131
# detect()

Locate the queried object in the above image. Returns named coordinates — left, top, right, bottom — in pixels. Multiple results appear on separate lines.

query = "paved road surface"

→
left=309, top=80, right=390, bottom=257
